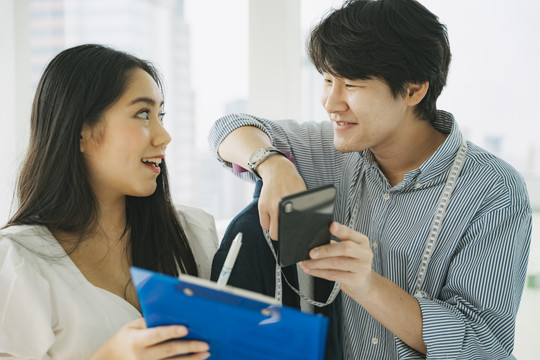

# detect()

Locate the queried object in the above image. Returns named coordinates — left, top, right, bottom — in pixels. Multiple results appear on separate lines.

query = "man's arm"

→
left=301, top=202, right=532, bottom=358
left=216, top=124, right=307, bottom=239
left=210, top=114, right=343, bottom=239
left=300, top=222, right=428, bottom=354
left=217, top=125, right=272, bottom=171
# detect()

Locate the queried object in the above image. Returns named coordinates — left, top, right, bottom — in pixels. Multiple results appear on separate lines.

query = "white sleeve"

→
left=0, top=239, right=54, bottom=359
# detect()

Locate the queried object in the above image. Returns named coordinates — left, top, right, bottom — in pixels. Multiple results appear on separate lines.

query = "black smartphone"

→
left=278, top=184, right=337, bottom=267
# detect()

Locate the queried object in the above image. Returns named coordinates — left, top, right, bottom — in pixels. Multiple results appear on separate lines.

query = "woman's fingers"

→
left=136, top=324, right=188, bottom=348
left=145, top=339, right=210, bottom=360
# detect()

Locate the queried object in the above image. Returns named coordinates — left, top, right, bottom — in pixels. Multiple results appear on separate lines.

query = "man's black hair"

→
left=308, top=0, right=451, bottom=123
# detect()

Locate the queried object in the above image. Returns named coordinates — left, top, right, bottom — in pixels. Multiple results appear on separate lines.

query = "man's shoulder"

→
left=466, top=142, right=525, bottom=182
left=464, top=142, right=529, bottom=208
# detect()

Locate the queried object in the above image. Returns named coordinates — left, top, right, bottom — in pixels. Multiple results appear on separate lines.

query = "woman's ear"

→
left=80, top=124, right=91, bottom=152
left=406, top=82, right=429, bottom=107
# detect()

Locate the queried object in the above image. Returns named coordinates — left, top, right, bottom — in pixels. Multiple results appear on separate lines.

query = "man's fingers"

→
left=309, top=240, right=366, bottom=261
left=259, top=205, right=271, bottom=232
left=269, top=217, right=279, bottom=240
left=302, top=255, right=372, bottom=273
left=329, top=222, right=367, bottom=245
left=258, top=197, right=279, bottom=240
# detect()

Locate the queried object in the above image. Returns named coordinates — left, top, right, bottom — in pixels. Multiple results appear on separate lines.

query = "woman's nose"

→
left=152, top=121, right=171, bottom=150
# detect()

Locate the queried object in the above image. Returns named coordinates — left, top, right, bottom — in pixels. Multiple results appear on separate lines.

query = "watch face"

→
left=250, top=148, right=268, bottom=164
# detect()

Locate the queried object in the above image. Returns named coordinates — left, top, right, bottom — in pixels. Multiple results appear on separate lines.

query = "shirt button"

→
left=382, top=193, right=390, bottom=201
left=371, top=337, right=379, bottom=345
left=415, top=182, right=422, bottom=189
left=372, top=241, right=378, bottom=249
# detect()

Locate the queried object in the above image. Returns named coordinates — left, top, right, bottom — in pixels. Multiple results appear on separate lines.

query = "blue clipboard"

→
left=130, top=267, right=328, bottom=360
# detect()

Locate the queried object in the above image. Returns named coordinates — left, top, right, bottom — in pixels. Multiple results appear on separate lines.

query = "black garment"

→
left=211, top=181, right=343, bottom=360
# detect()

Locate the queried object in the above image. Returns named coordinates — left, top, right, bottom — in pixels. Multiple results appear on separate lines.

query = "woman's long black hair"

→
left=6, top=44, right=198, bottom=277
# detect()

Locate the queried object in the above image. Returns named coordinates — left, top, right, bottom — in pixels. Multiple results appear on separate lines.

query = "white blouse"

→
left=0, top=205, right=218, bottom=360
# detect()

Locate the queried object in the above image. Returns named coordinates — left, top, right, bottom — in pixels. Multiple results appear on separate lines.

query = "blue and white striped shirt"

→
left=208, top=111, right=532, bottom=359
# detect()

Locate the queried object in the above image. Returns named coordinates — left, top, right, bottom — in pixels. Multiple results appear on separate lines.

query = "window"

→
left=1, top=0, right=538, bottom=357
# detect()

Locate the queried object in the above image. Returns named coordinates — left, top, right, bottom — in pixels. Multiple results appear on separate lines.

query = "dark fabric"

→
left=211, top=181, right=343, bottom=360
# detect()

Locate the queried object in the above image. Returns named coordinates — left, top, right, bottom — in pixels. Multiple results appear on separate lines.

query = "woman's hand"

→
left=90, top=318, right=210, bottom=360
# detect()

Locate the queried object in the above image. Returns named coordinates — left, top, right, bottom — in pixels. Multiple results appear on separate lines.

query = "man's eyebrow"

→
left=128, top=97, right=164, bottom=107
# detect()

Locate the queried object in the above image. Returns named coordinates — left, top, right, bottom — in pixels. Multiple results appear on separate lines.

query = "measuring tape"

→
left=348, top=140, right=468, bottom=300
left=263, top=230, right=340, bottom=307
left=264, top=139, right=467, bottom=304
left=413, top=140, right=468, bottom=298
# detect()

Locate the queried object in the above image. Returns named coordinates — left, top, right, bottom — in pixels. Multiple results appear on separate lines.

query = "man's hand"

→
left=299, top=222, right=427, bottom=354
left=299, top=222, right=375, bottom=301
left=256, top=155, right=306, bottom=240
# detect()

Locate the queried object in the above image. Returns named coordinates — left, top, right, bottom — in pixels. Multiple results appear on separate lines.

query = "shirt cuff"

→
left=417, top=297, right=466, bottom=358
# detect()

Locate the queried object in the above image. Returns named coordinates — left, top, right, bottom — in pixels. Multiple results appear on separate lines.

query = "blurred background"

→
left=1, top=0, right=538, bottom=357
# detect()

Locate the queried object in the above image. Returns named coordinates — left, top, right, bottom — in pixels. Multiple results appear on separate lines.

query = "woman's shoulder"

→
left=1, top=224, right=59, bottom=262
left=175, top=205, right=215, bottom=226
left=174, top=205, right=219, bottom=279
left=174, top=205, right=218, bottom=240
left=0, top=226, right=67, bottom=357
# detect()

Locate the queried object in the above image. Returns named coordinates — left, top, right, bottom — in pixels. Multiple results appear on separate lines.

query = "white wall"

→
left=248, top=0, right=301, bottom=120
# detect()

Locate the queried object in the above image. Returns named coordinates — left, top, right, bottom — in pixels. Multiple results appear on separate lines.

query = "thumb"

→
left=329, top=222, right=365, bottom=245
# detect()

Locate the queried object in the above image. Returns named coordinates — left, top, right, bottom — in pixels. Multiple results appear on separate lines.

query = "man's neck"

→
left=372, top=119, right=447, bottom=187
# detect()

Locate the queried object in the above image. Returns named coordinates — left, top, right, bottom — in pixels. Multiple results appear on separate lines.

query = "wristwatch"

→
left=247, top=147, right=286, bottom=178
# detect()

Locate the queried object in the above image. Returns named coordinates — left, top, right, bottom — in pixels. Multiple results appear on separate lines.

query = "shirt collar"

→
left=416, top=110, right=465, bottom=184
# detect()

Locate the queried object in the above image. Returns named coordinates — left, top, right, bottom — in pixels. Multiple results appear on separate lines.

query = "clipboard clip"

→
left=259, top=305, right=282, bottom=325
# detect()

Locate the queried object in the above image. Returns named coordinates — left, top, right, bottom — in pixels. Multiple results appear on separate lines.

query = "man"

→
left=209, top=0, right=531, bottom=358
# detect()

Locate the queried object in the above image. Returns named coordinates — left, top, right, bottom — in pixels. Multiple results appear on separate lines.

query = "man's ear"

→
left=80, top=124, right=91, bottom=152
left=406, top=82, right=429, bottom=107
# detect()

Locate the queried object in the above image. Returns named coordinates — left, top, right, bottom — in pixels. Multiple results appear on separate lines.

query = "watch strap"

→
left=232, top=151, right=295, bottom=175
left=247, top=147, right=287, bottom=178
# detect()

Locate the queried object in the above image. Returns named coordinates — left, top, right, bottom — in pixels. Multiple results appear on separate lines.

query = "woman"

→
left=0, top=44, right=216, bottom=359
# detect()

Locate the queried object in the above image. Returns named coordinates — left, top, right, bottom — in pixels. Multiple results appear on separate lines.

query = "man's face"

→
left=321, top=73, right=410, bottom=155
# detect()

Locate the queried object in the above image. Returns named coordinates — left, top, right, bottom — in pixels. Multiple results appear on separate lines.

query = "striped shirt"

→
left=208, top=110, right=532, bottom=359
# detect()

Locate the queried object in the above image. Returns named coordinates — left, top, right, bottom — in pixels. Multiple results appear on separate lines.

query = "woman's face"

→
left=80, top=68, right=171, bottom=202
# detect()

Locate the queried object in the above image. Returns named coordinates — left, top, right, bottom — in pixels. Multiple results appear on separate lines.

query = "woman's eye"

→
left=159, top=112, right=166, bottom=122
left=137, top=110, right=150, bottom=120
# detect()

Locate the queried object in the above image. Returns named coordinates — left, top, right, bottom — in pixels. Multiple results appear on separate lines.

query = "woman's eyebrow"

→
left=128, top=97, right=164, bottom=107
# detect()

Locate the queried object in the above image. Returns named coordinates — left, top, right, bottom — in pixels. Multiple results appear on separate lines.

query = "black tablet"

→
left=278, top=184, right=336, bottom=267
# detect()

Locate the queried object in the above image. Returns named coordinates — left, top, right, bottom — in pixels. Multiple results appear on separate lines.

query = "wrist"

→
left=247, top=147, right=287, bottom=178
left=349, top=270, right=381, bottom=306
left=257, top=153, right=296, bottom=179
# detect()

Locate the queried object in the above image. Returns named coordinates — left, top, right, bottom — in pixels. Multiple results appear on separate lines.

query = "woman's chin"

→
left=129, top=185, right=157, bottom=198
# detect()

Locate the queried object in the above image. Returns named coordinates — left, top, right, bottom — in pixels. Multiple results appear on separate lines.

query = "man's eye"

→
left=137, top=110, right=150, bottom=120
